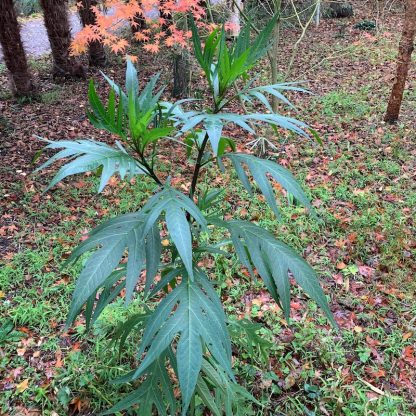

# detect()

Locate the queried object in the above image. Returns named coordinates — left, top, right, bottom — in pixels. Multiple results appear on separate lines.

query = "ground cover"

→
left=0, top=3, right=415, bottom=415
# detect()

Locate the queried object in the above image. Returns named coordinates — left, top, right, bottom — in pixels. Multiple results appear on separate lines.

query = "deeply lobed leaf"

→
left=36, top=139, right=145, bottom=192
left=133, top=271, right=232, bottom=414
left=225, top=153, right=316, bottom=219
left=213, top=219, right=336, bottom=326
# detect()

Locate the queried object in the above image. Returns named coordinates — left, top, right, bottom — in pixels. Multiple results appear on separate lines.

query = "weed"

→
left=39, top=87, right=62, bottom=105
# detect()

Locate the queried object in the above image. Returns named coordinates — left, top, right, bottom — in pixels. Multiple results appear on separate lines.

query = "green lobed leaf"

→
left=140, top=187, right=207, bottom=279
left=88, top=80, right=125, bottom=137
left=64, top=210, right=163, bottom=326
left=214, top=220, right=336, bottom=326
left=132, top=271, right=232, bottom=414
left=101, top=350, right=176, bottom=416
left=36, top=139, right=145, bottom=193
left=125, top=57, right=139, bottom=99
left=225, top=153, right=316, bottom=219
left=165, top=206, right=193, bottom=281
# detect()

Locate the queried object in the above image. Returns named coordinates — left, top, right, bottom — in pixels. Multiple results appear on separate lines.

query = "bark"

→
left=172, top=50, right=191, bottom=98
left=170, top=6, right=190, bottom=98
left=0, top=0, right=35, bottom=96
left=230, top=0, right=242, bottom=36
left=39, top=0, right=85, bottom=78
left=385, top=0, right=416, bottom=123
left=78, top=0, right=107, bottom=66
left=270, top=0, right=281, bottom=112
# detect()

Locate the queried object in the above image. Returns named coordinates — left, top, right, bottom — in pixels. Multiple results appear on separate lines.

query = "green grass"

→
left=1, top=23, right=416, bottom=414
left=39, top=87, right=62, bottom=105
left=1, top=131, right=415, bottom=413
left=314, top=89, right=372, bottom=120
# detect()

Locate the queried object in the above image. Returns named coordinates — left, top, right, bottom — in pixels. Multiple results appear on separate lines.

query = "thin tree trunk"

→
left=39, top=0, right=85, bottom=78
left=270, top=0, right=281, bottom=112
left=78, top=0, right=107, bottom=66
left=384, top=0, right=416, bottom=123
left=172, top=50, right=191, bottom=98
left=171, top=13, right=190, bottom=98
left=230, top=0, right=242, bottom=36
left=315, top=0, right=321, bottom=26
left=0, top=0, right=35, bottom=96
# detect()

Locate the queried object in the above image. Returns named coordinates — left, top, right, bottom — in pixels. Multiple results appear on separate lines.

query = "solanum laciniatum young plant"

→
left=38, top=17, right=335, bottom=416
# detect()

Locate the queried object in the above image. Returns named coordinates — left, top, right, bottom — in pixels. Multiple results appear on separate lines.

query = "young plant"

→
left=37, top=18, right=335, bottom=415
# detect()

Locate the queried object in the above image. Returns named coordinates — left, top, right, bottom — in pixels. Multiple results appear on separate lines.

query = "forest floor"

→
left=0, top=2, right=415, bottom=415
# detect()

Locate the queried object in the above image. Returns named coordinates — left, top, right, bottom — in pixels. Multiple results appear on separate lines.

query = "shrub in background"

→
left=16, top=0, right=41, bottom=16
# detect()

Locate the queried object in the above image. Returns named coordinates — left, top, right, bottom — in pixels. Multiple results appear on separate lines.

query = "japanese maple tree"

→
left=71, top=0, right=206, bottom=56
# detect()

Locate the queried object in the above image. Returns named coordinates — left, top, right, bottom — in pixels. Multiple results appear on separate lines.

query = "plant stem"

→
left=189, top=132, right=209, bottom=199
left=188, top=97, right=221, bottom=200
left=141, top=156, right=163, bottom=186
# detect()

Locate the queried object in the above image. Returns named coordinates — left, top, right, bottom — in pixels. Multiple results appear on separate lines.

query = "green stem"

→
left=189, top=132, right=209, bottom=200
left=140, top=155, right=163, bottom=186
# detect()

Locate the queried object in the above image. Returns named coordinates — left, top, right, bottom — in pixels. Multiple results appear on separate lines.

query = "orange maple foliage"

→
left=72, top=0, right=206, bottom=57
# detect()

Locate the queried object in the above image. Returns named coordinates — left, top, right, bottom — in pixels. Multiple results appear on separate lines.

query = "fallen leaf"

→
left=357, top=376, right=385, bottom=395
left=72, top=341, right=81, bottom=352
left=16, top=348, right=26, bottom=356
left=70, top=397, right=83, bottom=413
left=284, top=374, right=296, bottom=390
left=358, top=265, right=374, bottom=278
left=251, top=298, right=263, bottom=307
left=16, top=379, right=29, bottom=393
left=55, top=349, right=63, bottom=368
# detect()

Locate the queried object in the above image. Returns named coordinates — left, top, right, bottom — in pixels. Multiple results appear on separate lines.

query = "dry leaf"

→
left=16, top=379, right=29, bottom=393
left=336, top=262, right=347, bottom=270
left=16, top=348, right=26, bottom=356
left=55, top=349, right=63, bottom=368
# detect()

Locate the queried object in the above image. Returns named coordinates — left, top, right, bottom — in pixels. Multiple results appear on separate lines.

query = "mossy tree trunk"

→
left=384, top=0, right=416, bottom=123
left=0, top=0, right=35, bottom=96
left=39, top=0, right=85, bottom=78
left=78, top=0, right=107, bottom=66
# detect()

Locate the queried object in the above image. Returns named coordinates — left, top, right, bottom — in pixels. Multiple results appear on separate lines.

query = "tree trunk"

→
left=384, top=0, right=416, bottom=123
left=230, top=0, right=242, bottom=37
left=269, top=0, right=281, bottom=112
left=171, top=10, right=190, bottom=98
left=39, top=0, right=85, bottom=78
left=172, top=50, right=190, bottom=98
left=0, top=0, right=35, bottom=96
left=78, top=0, right=107, bottom=66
